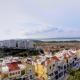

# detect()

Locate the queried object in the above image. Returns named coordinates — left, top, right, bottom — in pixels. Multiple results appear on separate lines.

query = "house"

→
left=0, top=57, right=36, bottom=80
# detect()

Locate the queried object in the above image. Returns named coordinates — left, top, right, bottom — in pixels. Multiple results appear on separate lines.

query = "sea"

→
left=40, top=38, right=80, bottom=41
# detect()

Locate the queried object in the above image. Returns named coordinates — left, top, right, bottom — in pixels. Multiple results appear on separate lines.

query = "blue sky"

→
left=0, top=0, right=80, bottom=40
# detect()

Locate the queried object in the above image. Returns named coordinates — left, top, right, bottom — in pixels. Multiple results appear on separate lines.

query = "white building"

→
left=17, top=40, right=33, bottom=49
left=0, top=40, right=17, bottom=48
left=0, top=41, right=3, bottom=48
left=17, top=40, right=25, bottom=49
left=0, top=39, right=34, bottom=49
left=8, top=40, right=17, bottom=48
left=26, top=40, right=34, bottom=49
left=3, top=40, right=9, bottom=48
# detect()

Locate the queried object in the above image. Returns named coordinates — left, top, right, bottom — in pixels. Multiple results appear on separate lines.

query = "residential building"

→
left=0, top=57, right=36, bottom=80
left=34, top=49, right=80, bottom=80
left=0, top=39, right=34, bottom=49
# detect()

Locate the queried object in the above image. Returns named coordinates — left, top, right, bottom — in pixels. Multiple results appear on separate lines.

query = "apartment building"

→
left=17, top=40, right=34, bottom=49
left=0, top=40, right=17, bottom=48
left=17, top=40, right=25, bottom=49
left=34, top=49, right=80, bottom=80
left=0, top=49, right=79, bottom=80
left=27, top=40, right=34, bottom=48
left=0, top=41, right=4, bottom=48
left=0, top=39, right=34, bottom=49
left=34, top=55, right=62, bottom=80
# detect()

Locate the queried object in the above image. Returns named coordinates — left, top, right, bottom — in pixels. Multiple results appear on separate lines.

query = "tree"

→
left=67, top=68, right=80, bottom=80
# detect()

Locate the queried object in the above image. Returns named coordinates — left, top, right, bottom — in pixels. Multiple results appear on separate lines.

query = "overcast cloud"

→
left=0, top=0, right=80, bottom=40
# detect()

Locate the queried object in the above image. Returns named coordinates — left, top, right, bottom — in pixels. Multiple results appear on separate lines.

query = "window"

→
left=54, top=71, right=58, bottom=75
left=18, top=71, right=20, bottom=74
left=35, top=73, right=38, bottom=76
left=67, top=64, right=69, bottom=67
left=30, top=75, right=33, bottom=79
left=67, top=60, right=68, bottom=63
left=53, top=64, right=55, bottom=67
left=49, top=74, right=51, bottom=76
left=12, top=73, right=14, bottom=75
left=16, top=72, right=17, bottom=74
left=59, top=72, right=63, bottom=78
left=64, top=65, right=66, bottom=69
left=50, top=66, right=51, bottom=70
left=29, top=69, right=32, bottom=72
left=55, top=75, right=58, bottom=79
left=49, top=73, right=53, bottom=77
left=10, top=73, right=12, bottom=76
left=64, top=70, right=67, bottom=75
left=10, top=73, right=14, bottom=76
left=16, top=43, right=18, bottom=47
left=51, top=73, right=53, bottom=76
left=74, top=57, right=77, bottom=60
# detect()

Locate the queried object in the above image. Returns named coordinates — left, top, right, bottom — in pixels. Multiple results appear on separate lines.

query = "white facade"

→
left=17, top=40, right=33, bottom=49
left=26, top=40, right=34, bottom=48
left=8, top=40, right=17, bottom=48
left=0, top=40, right=17, bottom=48
left=0, top=41, right=3, bottom=47
left=3, top=40, right=10, bottom=48
left=0, top=39, right=34, bottom=49
left=17, top=40, right=25, bottom=49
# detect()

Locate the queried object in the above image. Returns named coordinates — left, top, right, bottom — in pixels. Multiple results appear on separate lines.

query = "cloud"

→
left=0, top=0, right=80, bottom=40
left=24, top=26, right=58, bottom=35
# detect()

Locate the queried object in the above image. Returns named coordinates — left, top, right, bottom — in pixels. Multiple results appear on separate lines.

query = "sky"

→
left=0, top=0, right=80, bottom=40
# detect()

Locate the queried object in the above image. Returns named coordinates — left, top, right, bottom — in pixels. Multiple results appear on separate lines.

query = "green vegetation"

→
left=67, top=68, right=80, bottom=80
left=21, top=70, right=25, bottom=75
left=0, top=48, right=41, bottom=58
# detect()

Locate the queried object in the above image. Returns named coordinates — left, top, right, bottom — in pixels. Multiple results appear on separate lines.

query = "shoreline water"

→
left=40, top=38, right=80, bottom=41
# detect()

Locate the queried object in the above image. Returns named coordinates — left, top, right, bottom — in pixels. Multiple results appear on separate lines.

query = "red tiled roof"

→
left=52, top=56, right=60, bottom=61
left=7, top=62, right=20, bottom=71
left=46, top=59, right=51, bottom=64
left=44, top=47, right=49, bottom=52
left=64, top=53, right=70, bottom=60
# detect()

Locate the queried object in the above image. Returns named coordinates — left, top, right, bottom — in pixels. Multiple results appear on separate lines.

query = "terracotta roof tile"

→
left=7, top=62, right=20, bottom=71
left=46, top=59, right=51, bottom=64
left=52, top=56, right=60, bottom=61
